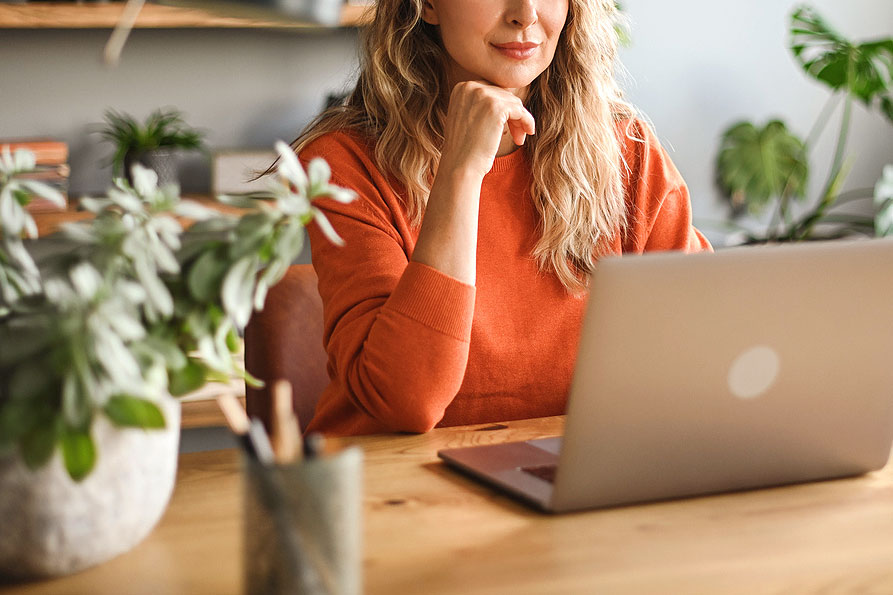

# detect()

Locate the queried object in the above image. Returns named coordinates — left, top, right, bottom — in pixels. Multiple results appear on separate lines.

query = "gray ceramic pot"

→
left=0, top=396, right=180, bottom=579
left=124, top=148, right=179, bottom=188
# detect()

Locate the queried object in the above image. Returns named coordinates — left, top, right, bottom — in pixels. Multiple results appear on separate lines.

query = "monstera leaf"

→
left=790, top=5, right=893, bottom=123
left=717, top=120, right=809, bottom=215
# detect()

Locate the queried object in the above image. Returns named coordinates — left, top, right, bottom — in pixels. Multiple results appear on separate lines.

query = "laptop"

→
left=438, top=239, right=893, bottom=513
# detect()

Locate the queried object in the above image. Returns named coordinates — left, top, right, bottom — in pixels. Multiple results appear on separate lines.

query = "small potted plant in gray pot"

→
left=0, top=141, right=354, bottom=580
left=98, top=107, right=206, bottom=188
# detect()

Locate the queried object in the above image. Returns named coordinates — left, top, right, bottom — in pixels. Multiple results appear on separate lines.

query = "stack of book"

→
left=0, top=138, right=69, bottom=213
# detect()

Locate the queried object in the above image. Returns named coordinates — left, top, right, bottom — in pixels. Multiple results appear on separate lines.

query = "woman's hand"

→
left=439, top=81, right=536, bottom=181
left=411, top=81, right=535, bottom=285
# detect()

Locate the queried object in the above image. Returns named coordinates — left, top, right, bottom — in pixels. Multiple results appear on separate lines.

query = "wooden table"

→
left=3, top=416, right=893, bottom=594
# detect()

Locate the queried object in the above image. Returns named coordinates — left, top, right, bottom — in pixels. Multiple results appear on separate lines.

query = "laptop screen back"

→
left=552, top=240, right=893, bottom=512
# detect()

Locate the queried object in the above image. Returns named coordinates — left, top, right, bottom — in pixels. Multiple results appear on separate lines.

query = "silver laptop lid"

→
left=552, top=239, right=893, bottom=512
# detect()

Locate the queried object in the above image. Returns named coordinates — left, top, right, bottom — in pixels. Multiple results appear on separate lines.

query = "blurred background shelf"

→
left=31, top=194, right=249, bottom=235
left=0, top=2, right=373, bottom=29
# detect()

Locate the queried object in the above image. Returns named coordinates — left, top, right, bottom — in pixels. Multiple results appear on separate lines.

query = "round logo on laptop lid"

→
left=728, top=345, right=781, bottom=400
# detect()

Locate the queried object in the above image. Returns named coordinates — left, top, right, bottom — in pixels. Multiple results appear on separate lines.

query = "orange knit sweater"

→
left=302, top=120, right=711, bottom=436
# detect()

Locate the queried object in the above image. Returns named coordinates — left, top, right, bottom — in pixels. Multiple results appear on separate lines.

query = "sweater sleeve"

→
left=619, top=120, right=712, bottom=254
left=301, top=134, right=476, bottom=434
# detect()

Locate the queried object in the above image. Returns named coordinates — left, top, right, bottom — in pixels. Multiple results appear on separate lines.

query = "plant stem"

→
left=771, top=93, right=841, bottom=240
left=790, top=90, right=855, bottom=240
left=767, top=197, right=782, bottom=241
left=803, top=92, right=842, bottom=151
left=825, top=93, right=855, bottom=199
left=768, top=192, right=791, bottom=241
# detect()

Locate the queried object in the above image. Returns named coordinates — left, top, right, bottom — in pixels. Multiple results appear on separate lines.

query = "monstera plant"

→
left=716, top=5, right=892, bottom=243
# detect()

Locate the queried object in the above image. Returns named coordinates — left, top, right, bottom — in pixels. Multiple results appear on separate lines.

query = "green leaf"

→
left=273, top=219, right=305, bottom=264
left=0, top=317, right=54, bottom=368
left=103, top=395, right=166, bottom=429
left=186, top=217, right=238, bottom=236
left=225, top=327, right=240, bottom=353
left=877, top=199, right=893, bottom=237
left=790, top=7, right=847, bottom=84
left=13, top=188, right=31, bottom=207
left=168, top=360, right=207, bottom=396
left=0, top=397, right=40, bottom=447
left=881, top=96, right=893, bottom=124
left=790, top=6, right=893, bottom=116
left=60, top=426, right=96, bottom=482
left=186, top=247, right=229, bottom=302
left=242, top=367, right=264, bottom=389
left=142, top=334, right=188, bottom=371
left=253, top=279, right=269, bottom=311
left=61, top=371, right=91, bottom=430
left=716, top=120, right=809, bottom=214
left=9, top=358, right=56, bottom=401
left=204, top=367, right=233, bottom=384
left=229, top=213, right=275, bottom=260
left=20, top=416, right=60, bottom=470
left=221, top=256, right=258, bottom=329
left=99, top=108, right=205, bottom=172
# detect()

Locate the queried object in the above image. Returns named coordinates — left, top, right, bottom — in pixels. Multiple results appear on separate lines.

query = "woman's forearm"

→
left=410, top=166, right=484, bottom=286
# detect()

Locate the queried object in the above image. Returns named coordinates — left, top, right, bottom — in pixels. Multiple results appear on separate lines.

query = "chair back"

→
left=244, top=264, right=328, bottom=433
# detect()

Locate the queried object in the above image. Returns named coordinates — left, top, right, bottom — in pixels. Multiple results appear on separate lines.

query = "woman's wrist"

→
left=437, top=150, right=493, bottom=185
left=410, top=166, right=483, bottom=285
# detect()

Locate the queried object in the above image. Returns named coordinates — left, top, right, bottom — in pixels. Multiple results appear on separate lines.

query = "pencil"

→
left=271, top=380, right=303, bottom=464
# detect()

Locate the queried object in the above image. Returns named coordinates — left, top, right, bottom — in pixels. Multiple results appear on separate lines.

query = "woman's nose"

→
left=506, top=0, right=538, bottom=28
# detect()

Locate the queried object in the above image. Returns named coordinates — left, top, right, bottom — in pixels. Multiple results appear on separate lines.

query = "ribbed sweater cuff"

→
left=385, top=262, right=476, bottom=341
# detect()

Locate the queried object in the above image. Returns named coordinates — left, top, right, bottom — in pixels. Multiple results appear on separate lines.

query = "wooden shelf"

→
left=0, top=2, right=373, bottom=29
left=33, top=194, right=250, bottom=236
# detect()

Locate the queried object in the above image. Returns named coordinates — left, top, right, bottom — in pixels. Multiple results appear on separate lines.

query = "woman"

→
left=293, top=0, right=711, bottom=435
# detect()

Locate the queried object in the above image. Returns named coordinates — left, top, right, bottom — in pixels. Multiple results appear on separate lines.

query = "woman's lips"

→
left=492, top=42, right=540, bottom=60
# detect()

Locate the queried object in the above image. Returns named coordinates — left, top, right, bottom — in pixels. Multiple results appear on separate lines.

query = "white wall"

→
left=619, top=0, right=893, bottom=245
left=1, top=3, right=891, bottom=247
left=0, top=28, right=360, bottom=195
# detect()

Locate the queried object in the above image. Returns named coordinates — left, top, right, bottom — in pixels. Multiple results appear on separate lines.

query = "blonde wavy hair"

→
left=292, top=0, right=637, bottom=292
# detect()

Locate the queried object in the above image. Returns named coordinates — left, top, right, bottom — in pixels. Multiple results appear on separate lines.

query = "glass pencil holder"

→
left=242, top=446, right=363, bottom=595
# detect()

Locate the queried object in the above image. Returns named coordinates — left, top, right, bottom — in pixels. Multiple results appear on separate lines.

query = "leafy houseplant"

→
left=0, top=141, right=354, bottom=577
left=0, top=149, right=67, bottom=308
left=715, top=5, right=893, bottom=243
left=98, top=107, right=206, bottom=186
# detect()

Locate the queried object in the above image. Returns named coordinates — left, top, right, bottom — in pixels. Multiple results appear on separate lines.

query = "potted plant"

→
left=98, top=107, right=206, bottom=187
left=714, top=4, right=893, bottom=243
left=0, top=140, right=355, bottom=579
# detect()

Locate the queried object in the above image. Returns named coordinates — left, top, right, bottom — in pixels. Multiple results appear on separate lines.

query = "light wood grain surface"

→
left=32, top=194, right=250, bottom=237
left=3, top=416, right=893, bottom=594
left=0, top=3, right=372, bottom=29
left=180, top=395, right=244, bottom=429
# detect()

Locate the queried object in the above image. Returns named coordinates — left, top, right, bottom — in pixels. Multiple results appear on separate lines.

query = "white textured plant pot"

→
left=0, top=396, right=180, bottom=579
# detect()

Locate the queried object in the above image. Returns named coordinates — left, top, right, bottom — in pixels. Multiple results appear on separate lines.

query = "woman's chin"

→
left=485, top=74, right=539, bottom=92
left=485, top=64, right=549, bottom=91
